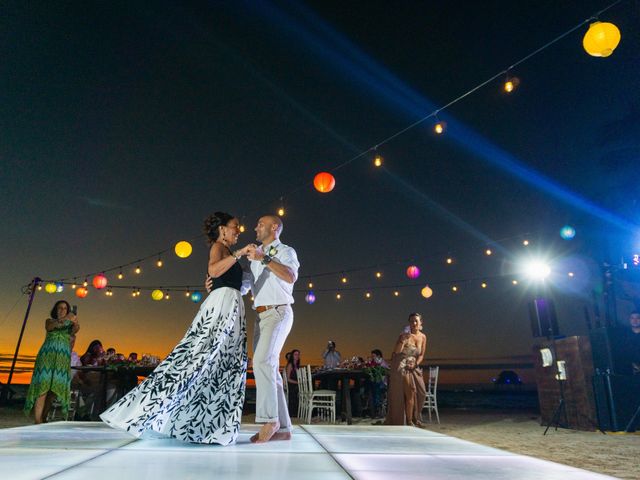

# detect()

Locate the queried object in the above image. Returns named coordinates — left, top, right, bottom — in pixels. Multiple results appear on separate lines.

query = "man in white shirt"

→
left=322, top=341, right=341, bottom=369
left=246, top=215, right=299, bottom=443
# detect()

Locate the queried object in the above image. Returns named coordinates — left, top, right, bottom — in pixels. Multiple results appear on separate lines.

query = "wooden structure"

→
left=532, top=336, right=598, bottom=431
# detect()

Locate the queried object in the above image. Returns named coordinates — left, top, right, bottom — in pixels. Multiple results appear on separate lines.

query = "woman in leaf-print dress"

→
left=101, top=212, right=254, bottom=445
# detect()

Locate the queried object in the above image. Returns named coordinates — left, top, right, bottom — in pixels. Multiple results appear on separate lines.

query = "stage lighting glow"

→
left=523, top=260, right=551, bottom=280
left=560, top=225, right=576, bottom=240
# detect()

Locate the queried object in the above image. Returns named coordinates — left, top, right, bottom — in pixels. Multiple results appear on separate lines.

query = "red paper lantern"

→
left=313, top=172, right=335, bottom=193
left=406, top=265, right=421, bottom=279
left=92, top=274, right=108, bottom=290
left=75, top=287, right=89, bottom=298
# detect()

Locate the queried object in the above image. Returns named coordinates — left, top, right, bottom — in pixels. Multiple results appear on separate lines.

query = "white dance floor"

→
left=0, top=422, right=614, bottom=479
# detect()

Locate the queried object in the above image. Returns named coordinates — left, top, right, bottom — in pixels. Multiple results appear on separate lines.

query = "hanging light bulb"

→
left=278, top=207, right=285, bottom=217
left=434, top=119, right=446, bottom=135
left=583, top=21, right=621, bottom=57
left=83, top=278, right=89, bottom=287
left=523, top=240, right=529, bottom=246
left=132, top=289, right=137, bottom=298
left=336, top=293, right=341, bottom=300
left=446, top=257, right=453, bottom=265
left=452, top=286, right=458, bottom=292
left=117, top=270, right=124, bottom=280
left=503, top=76, right=520, bottom=93
left=365, top=292, right=371, bottom=299
left=156, top=257, right=163, bottom=268
left=239, top=225, right=246, bottom=233
left=568, top=272, right=575, bottom=278
left=308, top=282, right=313, bottom=289
left=373, top=152, right=383, bottom=167
left=393, top=291, right=400, bottom=297
left=481, top=282, right=487, bottom=289
left=37, top=284, right=43, bottom=291
left=341, top=276, right=348, bottom=284
left=375, top=271, right=382, bottom=278
left=135, top=265, right=141, bottom=274
left=185, top=290, right=191, bottom=297
left=485, top=249, right=493, bottom=256
left=165, top=292, right=170, bottom=300
left=512, top=280, right=519, bottom=285
left=71, top=282, right=77, bottom=290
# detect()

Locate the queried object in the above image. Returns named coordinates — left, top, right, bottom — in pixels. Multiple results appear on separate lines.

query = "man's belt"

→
left=255, top=304, right=287, bottom=314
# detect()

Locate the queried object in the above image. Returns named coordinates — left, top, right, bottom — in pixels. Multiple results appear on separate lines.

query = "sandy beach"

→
left=2, top=403, right=638, bottom=479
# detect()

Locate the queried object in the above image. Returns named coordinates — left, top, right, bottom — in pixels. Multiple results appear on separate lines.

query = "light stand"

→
left=543, top=326, right=569, bottom=434
left=0, top=277, right=40, bottom=405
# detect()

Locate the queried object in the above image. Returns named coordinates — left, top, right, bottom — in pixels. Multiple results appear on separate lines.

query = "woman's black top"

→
left=211, top=259, right=243, bottom=292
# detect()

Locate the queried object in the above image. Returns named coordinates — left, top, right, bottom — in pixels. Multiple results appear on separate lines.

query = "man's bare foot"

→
left=269, top=431, right=291, bottom=441
left=250, top=421, right=280, bottom=443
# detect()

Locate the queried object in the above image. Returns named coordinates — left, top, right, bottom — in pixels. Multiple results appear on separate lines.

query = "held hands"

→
left=235, top=244, right=257, bottom=258
left=246, top=244, right=265, bottom=262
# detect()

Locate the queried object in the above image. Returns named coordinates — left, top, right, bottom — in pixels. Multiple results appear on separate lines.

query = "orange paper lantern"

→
left=75, top=287, right=89, bottom=298
left=313, top=172, right=335, bottom=193
left=92, top=274, right=108, bottom=290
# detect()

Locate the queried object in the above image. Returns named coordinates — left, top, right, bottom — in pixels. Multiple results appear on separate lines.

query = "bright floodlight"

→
left=524, top=260, right=551, bottom=280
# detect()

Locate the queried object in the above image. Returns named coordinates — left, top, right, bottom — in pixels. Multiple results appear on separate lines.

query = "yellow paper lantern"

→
left=174, top=241, right=193, bottom=258
left=45, top=282, right=57, bottom=294
left=151, top=289, right=164, bottom=301
left=583, top=21, right=621, bottom=57
left=421, top=285, right=433, bottom=298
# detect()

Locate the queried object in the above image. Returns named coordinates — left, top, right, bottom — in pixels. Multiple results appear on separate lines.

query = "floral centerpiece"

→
left=362, top=358, right=389, bottom=382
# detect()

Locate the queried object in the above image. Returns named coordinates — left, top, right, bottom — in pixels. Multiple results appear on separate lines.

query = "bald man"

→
left=246, top=215, right=300, bottom=443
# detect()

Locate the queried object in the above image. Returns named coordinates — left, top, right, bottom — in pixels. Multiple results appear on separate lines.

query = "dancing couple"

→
left=101, top=212, right=299, bottom=446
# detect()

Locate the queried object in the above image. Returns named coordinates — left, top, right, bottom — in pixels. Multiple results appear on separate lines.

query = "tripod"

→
left=544, top=329, right=568, bottom=435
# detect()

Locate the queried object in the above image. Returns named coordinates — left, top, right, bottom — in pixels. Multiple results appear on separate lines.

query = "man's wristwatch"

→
left=261, top=255, right=273, bottom=265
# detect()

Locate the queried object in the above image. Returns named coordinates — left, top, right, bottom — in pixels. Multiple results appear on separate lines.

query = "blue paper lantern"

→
left=560, top=225, right=576, bottom=240
left=190, top=291, right=202, bottom=303
left=56, top=282, right=64, bottom=293
left=305, top=291, right=316, bottom=304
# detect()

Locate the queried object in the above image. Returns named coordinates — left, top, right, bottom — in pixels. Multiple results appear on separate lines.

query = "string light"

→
left=375, top=272, right=382, bottom=278
left=485, top=249, right=493, bottom=256
left=156, top=257, right=163, bottom=268
left=446, top=257, right=453, bottom=265
left=278, top=197, right=285, bottom=217
left=365, top=292, right=371, bottom=299
left=71, top=281, right=77, bottom=289
left=239, top=225, right=246, bottom=233
left=336, top=293, right=341, bottom=300
left=503, top=75, right=519, bottom=93
left=512, top=280, right=519, bottom=285
left=373, top=152, right=383, bottom=167
left=135, top=265, right=141, bottom=274
left=434, top=120, right=445, bottom=135
left=393, top=291, right=400, bottom=297
left=523, top=240, right=529, bottom=246
left=452, top=286, right=458, bottom=292
left=117, top=270, right=124, bottom=280
left=37, top=284, right=42, bottom=291
left=308, top=282, right=314, bottom=289
left=132, top=289, right=137, bottom=298
left=165, top=292, right=170, bottom=300
left=481, top=282, right=487, bottom=288
left=341, top=276, right=348, bottom=284
left=185, top=291, right=191, bottom=297
left=83, top=278, right=88, bottom=287
left=568, top=272, right=575, bottom=277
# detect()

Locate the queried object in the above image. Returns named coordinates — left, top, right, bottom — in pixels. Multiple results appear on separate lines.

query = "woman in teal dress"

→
left=24, top=300, right=80, bottom=423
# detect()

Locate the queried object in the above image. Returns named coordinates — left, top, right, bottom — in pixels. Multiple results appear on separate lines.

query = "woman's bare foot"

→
left=250, top=421, right=280, bottom=443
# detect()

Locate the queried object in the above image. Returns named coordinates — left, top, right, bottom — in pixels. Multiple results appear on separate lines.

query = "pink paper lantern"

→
left=92, top=274, right=108, bottom=290
left=406, top=265, right=421, bottom=279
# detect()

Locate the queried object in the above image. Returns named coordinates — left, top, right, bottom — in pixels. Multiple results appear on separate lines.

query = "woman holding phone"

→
left=24, top=300, right=80, bottom=423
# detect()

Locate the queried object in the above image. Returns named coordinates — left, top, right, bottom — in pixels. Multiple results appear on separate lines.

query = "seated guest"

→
left=385, top=313, right=427, bottom=426
left=322, top=341, right=341, bottom=369
left=128, top=352, right=138, bottom=363
left=285, top=349, right=301, bottom=417
left=81, top=340, right=106, bottom=366
left=367, top=349, right=389, bottom=418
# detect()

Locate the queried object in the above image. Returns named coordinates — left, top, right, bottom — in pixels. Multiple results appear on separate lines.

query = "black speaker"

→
left=529, top=298, right=559, bottom=337
left=592, top=373, right=640, bottom=431
left=590, top=327, right=640, bottom=375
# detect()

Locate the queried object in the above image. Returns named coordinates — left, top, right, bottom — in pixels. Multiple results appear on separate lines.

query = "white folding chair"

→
left=422, top=366, right=440, bottom=423
left=298, top=365, right=336, bottom=424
